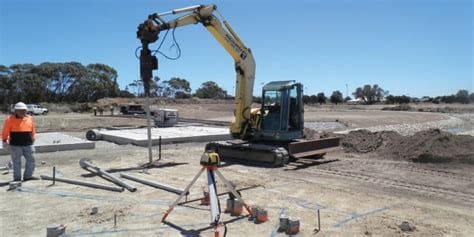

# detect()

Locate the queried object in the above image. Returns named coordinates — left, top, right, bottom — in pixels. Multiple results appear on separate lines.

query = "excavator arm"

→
left=137, top=4, right=256, bottom=139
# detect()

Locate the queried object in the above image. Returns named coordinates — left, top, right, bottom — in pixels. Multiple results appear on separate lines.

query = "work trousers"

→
left=10, top=145, right=35, bottom=181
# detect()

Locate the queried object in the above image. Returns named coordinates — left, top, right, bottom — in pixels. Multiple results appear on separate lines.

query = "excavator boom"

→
left=137, top=4, right=255, bottom=139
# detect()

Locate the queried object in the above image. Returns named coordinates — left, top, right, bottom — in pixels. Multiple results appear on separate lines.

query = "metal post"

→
left=114, top=213, right=117, bottom=229
left=79, top=158, right=137, bottom=192
left=158, top=136, right=162, bottom=160
left=40, top=175, right=124, bottom=192
left=120, top=173, right=187, bottom=195
left=52, top=166, right=56, bottom=185
left=145, top=96, right=153, bottom=164
left=318, top=209, right=321, bottom=231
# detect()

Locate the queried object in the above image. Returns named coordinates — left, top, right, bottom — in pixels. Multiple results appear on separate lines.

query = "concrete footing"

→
left=97, top=126, right=231, bottom=146
left=0, top=132, right=95, bottom=155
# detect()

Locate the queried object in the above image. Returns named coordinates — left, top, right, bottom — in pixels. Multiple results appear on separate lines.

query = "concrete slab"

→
left=0, top=132, right=95, bottom=155
left=98, top=125, right=231, bottom=146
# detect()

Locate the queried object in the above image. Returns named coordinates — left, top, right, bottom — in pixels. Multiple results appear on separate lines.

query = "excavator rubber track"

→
left=205, top=137, right=341, bottom=167
left=205, top=141, right=289, bottom=167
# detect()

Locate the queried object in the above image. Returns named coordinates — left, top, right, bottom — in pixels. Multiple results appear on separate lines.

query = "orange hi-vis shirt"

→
left=2, top=115, right=36, bottom=146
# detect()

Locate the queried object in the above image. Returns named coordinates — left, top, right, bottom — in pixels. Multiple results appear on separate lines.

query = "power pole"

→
left=345, top=84, right=348, bottom=98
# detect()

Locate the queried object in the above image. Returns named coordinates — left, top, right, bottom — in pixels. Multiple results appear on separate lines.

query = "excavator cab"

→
left=256, top=81, right=304, bottom=142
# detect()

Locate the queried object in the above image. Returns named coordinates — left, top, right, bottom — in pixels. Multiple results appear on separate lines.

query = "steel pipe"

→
left=85, top=129, right=102, bottom=141
left=40, top=175, right=124, bottom=192
left=79, top=158, right=137, bottom=192
left=120, top=173, right=187, bottom=195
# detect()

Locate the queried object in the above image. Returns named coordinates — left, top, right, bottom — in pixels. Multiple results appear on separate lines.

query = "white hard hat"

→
left=14, top=102, right=28, bottom=110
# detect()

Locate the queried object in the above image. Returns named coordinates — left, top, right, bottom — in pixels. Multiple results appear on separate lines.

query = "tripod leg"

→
left=214, top=169, right=253, bottom=215
left=162, top=167, right=206, bottom=222
left=207, top=169, right=221, bottom=224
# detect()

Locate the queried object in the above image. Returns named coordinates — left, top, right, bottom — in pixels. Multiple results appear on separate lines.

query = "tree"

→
left=344, top=96, right=351, bottom=103
left=385, top=95, right=395, bottom=104
left=0, top=62, right=122, bottom=106
left=455, top=90, right=469, bottom=104
left=128, top=80, right=142, bottom=96
left=161, top=77, right=191, bottom=98
left=470, top=93, right=474, bottom=103
left=86, top=63, right=120, bottom=98
left=18, top=72, right=48, bottom=103
left=32, top=62, right=90, bottom=102
left=2, top=64, right=49, bottom=104
left=67, top=63, right=121, bottom=102
left=175, top=91, right=192, bottom=99
left=0, top=65, right=8, bottom=105
left=353, top=84, right=387, bottom=104
left=302, top=95, right=310, bottom=104
left=316, top=92, right=326, bottom=105
left=195, top=81, right=227, bottom=99
left=330, top=90, right=343, bottom=104
left=119, top=89, right=135, bottom=98
left=421, top=96, right=432, bottom=102
left=440, top=95, right=456, bottom=103
left=385, top=95, right=410, bottom=104
left=149, top=76, right=161, bottom=97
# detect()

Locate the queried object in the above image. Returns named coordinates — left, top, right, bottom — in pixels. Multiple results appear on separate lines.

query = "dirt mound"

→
left=342, top=129, right=474, bottom=164
left=341, top=130, right=401, bottom=153
left=303, top=128, right=335, bottom=140
left=384, top=129, right=474, bottom=163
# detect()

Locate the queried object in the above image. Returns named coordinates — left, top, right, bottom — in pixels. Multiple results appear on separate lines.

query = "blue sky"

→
left=0, top=0, right=472, bottom=97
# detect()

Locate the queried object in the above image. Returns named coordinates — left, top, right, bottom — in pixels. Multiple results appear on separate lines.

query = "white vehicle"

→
left=153, top=109, right=178, bottom=127
left=27, top=104, right=48, bottom=115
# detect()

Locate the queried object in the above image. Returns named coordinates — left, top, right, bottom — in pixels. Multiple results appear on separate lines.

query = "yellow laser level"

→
left=200, top=151, right=220, bottom=166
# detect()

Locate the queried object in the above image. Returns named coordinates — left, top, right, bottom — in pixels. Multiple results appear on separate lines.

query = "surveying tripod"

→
left=162, top=152, right=253, bottom=236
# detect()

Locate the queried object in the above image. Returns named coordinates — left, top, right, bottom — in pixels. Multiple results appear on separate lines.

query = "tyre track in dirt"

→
left=283, top=159, right=474, bottom=205
left=332, top=158, right=473, bottom=182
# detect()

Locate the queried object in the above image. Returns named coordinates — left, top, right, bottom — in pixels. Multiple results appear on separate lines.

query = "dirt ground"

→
left=0, top=104, right=473, bottom=236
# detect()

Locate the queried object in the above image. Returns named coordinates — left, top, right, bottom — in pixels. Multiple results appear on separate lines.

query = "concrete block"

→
left=0, top=132, right=95, bottom=155
left=98, top=125, right=231, bottom=146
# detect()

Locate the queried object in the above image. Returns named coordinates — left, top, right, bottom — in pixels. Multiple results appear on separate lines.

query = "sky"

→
left=0, top=0, right=472, bottom=98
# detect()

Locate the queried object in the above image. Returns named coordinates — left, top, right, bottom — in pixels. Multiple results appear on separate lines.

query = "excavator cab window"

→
left=289, top=87, right=299, bottom=131
left=261, top=85, right=301, bottom=132
left=262, top=90, right=282, bottom=131
left=263, top=91, right=281, bottom=110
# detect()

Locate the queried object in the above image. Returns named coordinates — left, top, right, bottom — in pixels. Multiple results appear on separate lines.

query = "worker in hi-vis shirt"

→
left=2, top=102, right=37, bottom=181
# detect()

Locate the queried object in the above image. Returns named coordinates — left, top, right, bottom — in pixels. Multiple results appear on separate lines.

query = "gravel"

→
left=304, top=121, right=346, bottom=132
left=336, top=114, right=472, bottom=136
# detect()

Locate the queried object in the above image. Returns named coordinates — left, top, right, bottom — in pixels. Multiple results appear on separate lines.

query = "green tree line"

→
left=0, top=62, right=120, bottom=105
left=303, top=84, right=473, bottom=105
left=0, top=61, right=231, bottom=108
left=3, top=62, right=470, bottom=107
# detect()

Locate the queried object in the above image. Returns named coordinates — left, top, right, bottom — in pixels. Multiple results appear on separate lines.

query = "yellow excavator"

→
left=137, top=4, right=339, bottom=166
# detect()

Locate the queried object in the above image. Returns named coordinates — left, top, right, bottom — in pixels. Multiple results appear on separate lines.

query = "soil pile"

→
left=342, top=129, right=474, bottom=163
left=341, top=130, right=401, bottom=153
left=303, top=127, right=334, bottom=140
